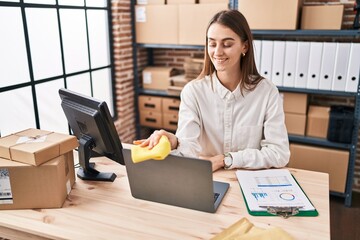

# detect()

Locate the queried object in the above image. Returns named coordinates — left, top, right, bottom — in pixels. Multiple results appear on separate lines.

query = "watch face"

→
left=224, top=156, right=232, bottom=167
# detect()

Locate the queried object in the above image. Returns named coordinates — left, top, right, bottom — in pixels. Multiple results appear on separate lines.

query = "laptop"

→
left=122, top=149, right=229, bottom=213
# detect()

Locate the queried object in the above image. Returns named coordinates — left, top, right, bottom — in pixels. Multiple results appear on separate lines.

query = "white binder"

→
left=260, top=40, right=273, bottom=80
left=345, top=43, right=360, bottom=92
left=306, top=42, right=323, bottom=90
left=295, top=41, right=310, bottom=88
left=332, top=43, right=351, bottom=91
left=253, top=40, right=262, bottom=72
left=319, top=42, right=337, bottom=90
left=271, top=41, right=286, bottom=86
left=282, top=41, right=298, bottom=88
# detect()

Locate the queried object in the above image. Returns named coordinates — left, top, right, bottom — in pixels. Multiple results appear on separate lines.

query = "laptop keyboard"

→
left=214, top=193, right=220, bottom=202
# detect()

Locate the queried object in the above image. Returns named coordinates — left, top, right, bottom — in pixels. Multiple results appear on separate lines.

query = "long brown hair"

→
left=198, top=9, right=263, bottom=94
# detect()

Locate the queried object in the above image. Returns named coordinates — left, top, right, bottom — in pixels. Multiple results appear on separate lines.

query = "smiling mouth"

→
left=214, top=58, right=228, bottom=63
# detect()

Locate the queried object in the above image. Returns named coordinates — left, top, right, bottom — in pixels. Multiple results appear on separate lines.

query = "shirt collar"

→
left=212, top=72, right=242, bottom=100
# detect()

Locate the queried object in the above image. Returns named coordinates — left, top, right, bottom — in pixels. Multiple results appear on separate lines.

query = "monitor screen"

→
left=59, top=88, right=124, bottom=182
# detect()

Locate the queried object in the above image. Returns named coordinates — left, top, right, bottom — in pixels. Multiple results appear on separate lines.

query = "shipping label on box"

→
left=0, top=151, right=75, bottom=210
left=0, top=128, right=78, bottom=166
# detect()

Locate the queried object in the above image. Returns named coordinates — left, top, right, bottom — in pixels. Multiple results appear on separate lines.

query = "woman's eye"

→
left=224, top=44, right=232, bottom=48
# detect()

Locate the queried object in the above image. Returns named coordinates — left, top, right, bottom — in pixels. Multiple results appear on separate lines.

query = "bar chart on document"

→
left=236, top=169, right=316, bottom=212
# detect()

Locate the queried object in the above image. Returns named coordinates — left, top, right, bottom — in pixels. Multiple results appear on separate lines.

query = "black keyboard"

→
left=214, top=193, right=220, bottom=202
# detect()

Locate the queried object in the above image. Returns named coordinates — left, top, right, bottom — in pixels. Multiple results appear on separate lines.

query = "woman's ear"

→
left=243, top=40, right=249, bottom=54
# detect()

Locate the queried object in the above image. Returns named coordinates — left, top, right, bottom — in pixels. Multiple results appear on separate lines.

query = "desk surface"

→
left=0, top=149, right=330, bottom=240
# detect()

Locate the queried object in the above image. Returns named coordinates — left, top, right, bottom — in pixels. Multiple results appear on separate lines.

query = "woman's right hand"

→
left=133, top=129, right=178, bottom=150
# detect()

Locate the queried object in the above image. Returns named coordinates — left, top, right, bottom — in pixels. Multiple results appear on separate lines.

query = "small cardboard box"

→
left=306, top=105, right=330, bottom=138
left=0, top=151, right=75, bottom=210
left=138, top=95, right=162, bottom=112
left=281, top=92, right=308, bottom=114
left=163, top=113, right=178, bottom=131
left=162, top=97, right=180, bottom=114
left=0, top=129, right=78, bottom=166
left=142, top=67, right=178, bottom=90
left=238, top=0, right=302, bottom=30
left=135, top=5, right=178, bottom=44
left=301, top=5, right=344, bottom=30
left=179, top=3, right=228, bottom=45
left=139, top=110, right=163, bottom=128
left=285, top=113, right=306, bottom=135
left=289, top=144, right=349, bottom=193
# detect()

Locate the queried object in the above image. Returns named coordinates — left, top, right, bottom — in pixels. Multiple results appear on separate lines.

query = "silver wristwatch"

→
left=223, top=152, right=233, bottom=170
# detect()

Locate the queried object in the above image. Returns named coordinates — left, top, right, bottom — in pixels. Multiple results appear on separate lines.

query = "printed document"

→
left=236, top=169, right=315, bottom=212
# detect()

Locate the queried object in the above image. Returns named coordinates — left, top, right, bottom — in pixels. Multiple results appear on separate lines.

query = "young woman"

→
left=135, top=9, right=290, bottom=171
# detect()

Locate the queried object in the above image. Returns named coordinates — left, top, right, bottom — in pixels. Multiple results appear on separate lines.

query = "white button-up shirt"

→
left=173, top=73, right=290, bottom=169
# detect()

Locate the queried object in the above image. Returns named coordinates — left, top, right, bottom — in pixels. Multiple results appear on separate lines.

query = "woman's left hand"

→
left=199, top=154, right=225, bottom=172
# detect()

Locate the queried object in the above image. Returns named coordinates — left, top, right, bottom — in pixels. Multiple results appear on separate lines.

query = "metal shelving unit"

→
left=130, top=1, right=360, bottom=206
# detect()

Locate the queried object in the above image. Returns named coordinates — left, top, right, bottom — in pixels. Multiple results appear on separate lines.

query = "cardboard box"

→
left=142, top=67, right=178, bottom=90
left=0, top=129, right=78, bottom=166
left=238, top=0, right=302, bottom=30
left=138, top=95, right=162, bottom=112
left=135, top=5, right=178, bottom=44
left=136, top=0, right=164, bottom=4
left=163, top=113, right=178, bottom=131
left=285, top=113, right=306, bottom=135
left=306, top=105, right=330, bottom=138
left=167, top=0, right=195, bottom=4
left=0, top=151, right=75, bottom=210
left=289, top=144, right=349, bottom=193
left=281, top=92, right=308, bottom=114
left=162, top=97, right=180, bottom=114
left=179, top=3, right=228, bottom=45
left=301, top=5, right=344, bottom=30
left=139, top=110, right=163, bottom=128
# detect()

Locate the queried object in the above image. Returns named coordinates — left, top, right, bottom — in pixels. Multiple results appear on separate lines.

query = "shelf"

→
left=136, top=43, right=204, bottom=50
left=252, top=30, right=360, bottom=38
left=288, top=135, right=352, bottom=150
left=278, top=87, right=358, bottom=97
left=139, top=86, right=357, bottom=98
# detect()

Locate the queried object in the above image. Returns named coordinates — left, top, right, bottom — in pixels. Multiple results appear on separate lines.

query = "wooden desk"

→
left=0, top=150, right=330, bottom=240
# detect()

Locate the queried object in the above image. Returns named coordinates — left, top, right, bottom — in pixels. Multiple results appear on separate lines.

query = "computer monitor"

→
left=59, top=88, right=124, bottom=182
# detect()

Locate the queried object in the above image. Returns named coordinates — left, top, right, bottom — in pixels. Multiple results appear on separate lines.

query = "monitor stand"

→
left=77, top=135, right=117, bottom=182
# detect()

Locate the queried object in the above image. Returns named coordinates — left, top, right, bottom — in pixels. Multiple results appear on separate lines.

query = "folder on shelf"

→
left=236, top=169, right=319, bottom=218
left=260, top=40, right=273, bottom=80
left=271, top=41, right=286, bottom=87
left=295, top=41, right=310, bottom=88
left=282, top=41, right=298, bottom=87
left=319, top=42, right=337, bottom=90
left=332, top=43, right=351, bottom=92
left=253, top=40, right=262, bottom=71
left=345, top=43, right=360, bottom=93
left=306, top=42, right=323, bottom=90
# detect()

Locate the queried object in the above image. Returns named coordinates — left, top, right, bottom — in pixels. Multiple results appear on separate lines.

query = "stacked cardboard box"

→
left=135, top=3, right=228, bottom=45
left=282, top=92, right=308, bottom=135
left=306, top=105, right=330, bottom=138
left=0, top=128, right=78, bottom=210
left=142, top=67, right=179, bottom=91
left=184, top=57, right=203, bottom=81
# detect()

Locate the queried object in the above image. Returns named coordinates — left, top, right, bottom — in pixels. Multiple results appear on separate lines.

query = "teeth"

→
left=215, top=58, right=226, bottom=63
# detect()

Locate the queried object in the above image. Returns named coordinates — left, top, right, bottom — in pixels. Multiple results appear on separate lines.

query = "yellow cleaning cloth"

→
left=131, top=135, right=171, bottom=163
left=211, top=218, right=294, bottom=240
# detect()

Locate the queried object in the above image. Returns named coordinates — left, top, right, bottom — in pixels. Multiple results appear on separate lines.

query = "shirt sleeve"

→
left=171, top=83, right=202, bottom=157
left=230, top=89, right=290, bottom=169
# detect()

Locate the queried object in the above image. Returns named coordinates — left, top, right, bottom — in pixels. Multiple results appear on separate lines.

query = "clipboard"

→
left=236, top=169, right=319, bottom=218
